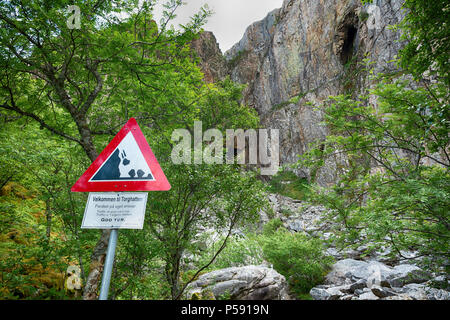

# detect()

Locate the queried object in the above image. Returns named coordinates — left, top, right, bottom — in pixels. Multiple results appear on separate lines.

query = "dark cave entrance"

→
left=340, top=24, right=358, bottom=65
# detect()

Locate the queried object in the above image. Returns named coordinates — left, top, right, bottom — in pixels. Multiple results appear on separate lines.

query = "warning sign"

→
left=81, top=192, right=148, bottom=229
left=91, top=132, right=155, bottom=182
left=71, top=118, right=171, bottom=192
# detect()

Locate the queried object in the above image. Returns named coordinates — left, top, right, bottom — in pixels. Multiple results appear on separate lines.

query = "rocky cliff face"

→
left=195, top=0, right=406, bottom=185
left=191, top=31, right=228, bottom=83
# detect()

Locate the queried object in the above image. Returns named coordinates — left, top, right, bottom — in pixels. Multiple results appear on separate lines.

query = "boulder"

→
left=357, top=291, right=380, bottom=300
left=324, top=259, right=369, bottom=286
left=349, top=279, right=367, bottom=293
left=399, top=284, right=429, bottom=300
left=324, top=259, right=430, bottom=288
left=387, top=264, right=432, bottom=288
left=349, top=261, right=393, bottom=286
left=309, top=285, right=350, bottom=300
left=425, top=287, right=450, bottom=300
left=185, top=265, right=292, bottom=300
left=309, top=287, right=333, bottom=300
left=371, top=285, right=396, bottom=298
left=311, top=259, right=448, bottom=300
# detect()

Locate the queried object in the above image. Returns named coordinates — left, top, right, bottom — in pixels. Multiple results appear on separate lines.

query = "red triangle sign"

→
left=71, top=118, right=171, bottom=192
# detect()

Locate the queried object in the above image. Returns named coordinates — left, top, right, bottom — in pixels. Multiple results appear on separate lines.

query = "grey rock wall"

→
left=195, top=0, right=406, bottom=185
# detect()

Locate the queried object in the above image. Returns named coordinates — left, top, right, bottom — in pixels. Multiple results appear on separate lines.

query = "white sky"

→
left=154, top=0, right=284, bottom=52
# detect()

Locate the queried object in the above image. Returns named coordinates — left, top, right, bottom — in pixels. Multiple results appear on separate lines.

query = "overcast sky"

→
left=154, top=0, right=284, bottom=52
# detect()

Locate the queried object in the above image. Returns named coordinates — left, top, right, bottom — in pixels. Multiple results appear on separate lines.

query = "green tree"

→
left=397, top=0, right=450, bottom=86
left=0, top=0, right=267, bottom=300
left=299, top=78, right=449, bottom=269
left=0, top=122, right=91, bottom=299
left=298, top=0, right=450, bottom=273
left=0, top=0, right=201, bottom=298
left=146, top=164, right=266, bottom=299
left=363, top=0, right=450, bottom=86
left=260, top=226, right=333, bottom=297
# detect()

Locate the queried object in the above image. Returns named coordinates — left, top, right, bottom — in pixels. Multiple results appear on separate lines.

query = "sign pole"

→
left=99, top=229, right=119, bottom=300
left=71, top=118, right=171, bottom=300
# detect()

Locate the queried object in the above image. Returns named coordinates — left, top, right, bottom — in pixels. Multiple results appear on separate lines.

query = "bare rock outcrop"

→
left=195, top=0, right=406, bottom=185
left=185, top=265, right=292, bottom=300
left=191, top=31, right=228, bottom=83
left=310, top=259, right=449, bottom=300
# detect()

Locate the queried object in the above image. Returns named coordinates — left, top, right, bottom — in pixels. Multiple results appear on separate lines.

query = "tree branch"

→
left=175, top=201, right=242, bottom=300
left=0, top=103, right=80, bottom=144
left=79, top=60, right=103, bottom=114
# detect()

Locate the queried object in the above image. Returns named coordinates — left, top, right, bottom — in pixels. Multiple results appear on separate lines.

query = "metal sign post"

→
left=99, top=229, right=119, bottom=300
left=72, top=118, right=171, bottom=300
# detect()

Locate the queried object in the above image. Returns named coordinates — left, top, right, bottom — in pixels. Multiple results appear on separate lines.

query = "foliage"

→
left=110, top=230, right=168, bottom=300
left=193, top=233, right=264, bottom=271
left=268, top=169, right=311, bottom=201
left=0, top=0, right=264, bottom=300
left=0, top=182, right=67, bottom=299
left=147, top=164, right=267, bottom=299
left=298, top=77, right=449, bottom=270
left=262, top=218, right=284, bottom=236
left=260, top=226, right=333, bottom=297
left=362, top=0, right=450, bottom=86
left=0, top=122, right=95, bottom=299
left=398, top=0, right=450, bottom=87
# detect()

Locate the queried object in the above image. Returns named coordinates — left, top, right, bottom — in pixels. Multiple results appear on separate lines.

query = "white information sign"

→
left=81, top=192, right=148, bottom=229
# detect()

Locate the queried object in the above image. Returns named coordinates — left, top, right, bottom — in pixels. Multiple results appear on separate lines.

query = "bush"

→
left=268, top=169, right=311, bottom=200
left=260, top=229, right=334, bottom=297
left=262, top=218, right=284, bottom=236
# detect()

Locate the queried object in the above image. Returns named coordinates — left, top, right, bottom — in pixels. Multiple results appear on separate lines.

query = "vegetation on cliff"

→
left=300, top=0, right=449, bottom=272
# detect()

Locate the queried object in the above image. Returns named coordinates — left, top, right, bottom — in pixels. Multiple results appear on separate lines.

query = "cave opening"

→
left=340, top=24, right=358, bottom=65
